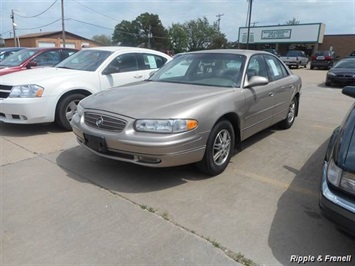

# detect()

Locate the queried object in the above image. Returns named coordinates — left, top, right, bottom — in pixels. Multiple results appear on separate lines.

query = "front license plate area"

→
left=84, top=133, right=107, bottom=153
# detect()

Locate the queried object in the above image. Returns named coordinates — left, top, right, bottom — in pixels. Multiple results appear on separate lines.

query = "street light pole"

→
left=10, top=9, right=18, bottom=47
left=246, top=0, right=253, bottom=49
left=61, top=0, right=66, bottom=47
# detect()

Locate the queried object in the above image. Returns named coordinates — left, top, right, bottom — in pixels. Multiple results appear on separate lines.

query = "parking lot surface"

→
left=1, top=68, right=355, bottom=265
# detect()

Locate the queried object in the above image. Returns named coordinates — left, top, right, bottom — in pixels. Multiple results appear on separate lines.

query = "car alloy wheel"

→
left=196, top=119, right=235, bottom=176
left=213, top=129, right=232, bottom=166
left=279, top=97, right=297, bottom=129
left=56, top=93, right=86, bottom=131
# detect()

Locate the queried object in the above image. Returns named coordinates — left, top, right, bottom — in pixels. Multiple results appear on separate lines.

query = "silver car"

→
left=71, top=49, right=302, bottom=176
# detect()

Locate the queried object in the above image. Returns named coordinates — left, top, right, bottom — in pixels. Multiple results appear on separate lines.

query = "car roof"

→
left=183, top=49, right=272, bottom=57
left=83, top=46, right=166, bottom=54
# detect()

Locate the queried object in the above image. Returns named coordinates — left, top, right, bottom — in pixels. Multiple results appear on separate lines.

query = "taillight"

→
left=325, top=56, right=332, bottom=61
left=312, top=56, right=316, bottom=60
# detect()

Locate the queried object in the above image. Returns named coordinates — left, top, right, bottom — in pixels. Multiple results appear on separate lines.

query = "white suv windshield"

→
left=56, top=50, right=112, bottom=71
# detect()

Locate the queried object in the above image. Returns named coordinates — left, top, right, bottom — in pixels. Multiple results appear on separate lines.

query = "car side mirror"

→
left=244, top=76, right=269, bottom=88
left=27, top=61, right=38, bottom=69
left=102, top=66, right=120, bottom=75
left=342, top=86, right=355, bottom=98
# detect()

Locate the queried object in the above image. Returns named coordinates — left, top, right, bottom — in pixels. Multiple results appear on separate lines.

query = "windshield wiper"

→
left=56, top=66, right=73, bottom=69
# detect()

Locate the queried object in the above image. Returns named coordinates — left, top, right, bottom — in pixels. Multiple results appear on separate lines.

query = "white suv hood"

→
left=0, top=67, right=89, bottom=86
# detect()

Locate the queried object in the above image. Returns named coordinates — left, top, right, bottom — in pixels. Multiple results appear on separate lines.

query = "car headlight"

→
left=135, top=119, right=198, bottom=133
left=327, top=159, right=355, bottom=196
left=9, top=84, right=44, bottom=98
left=327, top=72, right=336, bottom=77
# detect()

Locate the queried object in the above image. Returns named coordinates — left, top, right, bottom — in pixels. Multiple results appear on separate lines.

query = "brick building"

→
left=4, top=31, right=102, bottom=49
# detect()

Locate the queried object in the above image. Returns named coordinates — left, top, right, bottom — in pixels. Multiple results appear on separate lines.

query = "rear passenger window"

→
left=142, top=54, right=167, bottom=69
left=265, top=55, right=289, bottom=81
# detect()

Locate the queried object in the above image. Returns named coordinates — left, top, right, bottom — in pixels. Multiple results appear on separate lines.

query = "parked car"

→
left=310, top=50, right=336, bottom=70
left=0, top=47, right=77, bottom=76
left=280, top=50, right=308, bottom=69
left=325, top=57, right=355, bottom=86
left=71, top=49, right=302, bottom=176
left=0, top=47, right=171, bottom=130
left=263, top=49, right=280, bottom=57
left=0, top=47, right=24, bottom=62
left=319, top=86, right=355, bottom=236
left=349, top=51, right=355, bottom=57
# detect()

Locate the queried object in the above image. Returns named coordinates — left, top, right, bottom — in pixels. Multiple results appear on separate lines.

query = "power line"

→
left=14, top=0, right=58, bottom=18
left=71, top=0, right=120, bottom=22
left=17, top=18, right=61, bottom=31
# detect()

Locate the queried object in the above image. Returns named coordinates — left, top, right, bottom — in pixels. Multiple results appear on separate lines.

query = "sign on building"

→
left=238, top=23, right=325, bottom=44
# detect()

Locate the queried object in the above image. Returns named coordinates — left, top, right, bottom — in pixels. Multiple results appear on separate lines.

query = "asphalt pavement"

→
left=1, top=68, right=355, bottom=266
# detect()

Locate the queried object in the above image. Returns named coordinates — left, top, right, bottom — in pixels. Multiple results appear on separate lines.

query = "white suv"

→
left=0, top=47, right=171, bottom=130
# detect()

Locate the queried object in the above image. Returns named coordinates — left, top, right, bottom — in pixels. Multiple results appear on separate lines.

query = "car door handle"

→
left=269, top=92, right=274, bottom=97
left=134, top=74, right=143, bottom=79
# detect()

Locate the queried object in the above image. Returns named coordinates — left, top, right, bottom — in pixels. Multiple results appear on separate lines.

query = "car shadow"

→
left=268, top=139, right=355, bottom=265
left=55, top=126, right=276, bottom=194
left=0, top=122, right=64, bottom=137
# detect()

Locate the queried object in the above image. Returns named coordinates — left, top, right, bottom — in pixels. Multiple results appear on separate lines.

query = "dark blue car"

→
left=320, top=86, right=355, bottom=236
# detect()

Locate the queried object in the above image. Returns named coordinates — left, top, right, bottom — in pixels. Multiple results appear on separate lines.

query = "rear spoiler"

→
left=342, top=86, right=355, bottom=98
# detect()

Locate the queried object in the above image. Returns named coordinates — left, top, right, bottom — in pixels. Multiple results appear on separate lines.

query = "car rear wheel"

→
left=196, top=120, right=234, bottom=176
left=56, top=93, right=86, bottom=131
left=279, top=97, right=297, bottom=129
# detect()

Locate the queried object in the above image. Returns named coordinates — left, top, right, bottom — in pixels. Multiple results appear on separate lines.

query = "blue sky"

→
left=1, top=0, right=354, bottom=42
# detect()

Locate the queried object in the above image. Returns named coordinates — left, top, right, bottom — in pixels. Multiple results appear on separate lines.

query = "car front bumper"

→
left=71, top=112, right=208, bottom=168
left=319, top=161, right=355, bottom=236
left=0, top=97, right=55, bottom=124
left=326, top=76, right=355, bottom=85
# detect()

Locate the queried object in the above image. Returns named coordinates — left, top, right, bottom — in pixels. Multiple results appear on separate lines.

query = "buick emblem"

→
left=96, top=116, right=104, bottom=127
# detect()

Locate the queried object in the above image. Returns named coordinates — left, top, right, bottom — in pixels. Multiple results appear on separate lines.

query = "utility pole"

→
left=61, top=0, right=66, bottom=47
left=246, top=0, right=253, bottom=49
left=10, top=9, right=18, bottom=47
left=216, top=13, right=224, bottom=32
left=147, top=25, right=152, bottom=48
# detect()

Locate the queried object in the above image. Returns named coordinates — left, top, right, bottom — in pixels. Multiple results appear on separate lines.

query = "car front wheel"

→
left=56, top=93, right=86, bottom=131
left=279, top=97, right=297, bottom=129
left=196, top=120, right=235, bottom=176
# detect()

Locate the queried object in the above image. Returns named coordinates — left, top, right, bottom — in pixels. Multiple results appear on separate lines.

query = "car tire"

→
left=310, top=65, right=314, bottom=70
left=279, top=97, right=297, bottom=129
left=196, top=120, right=235, bottom=176
left=56, top=93, right=86, bottom=131
left=325, top=81, right=331, bottom=86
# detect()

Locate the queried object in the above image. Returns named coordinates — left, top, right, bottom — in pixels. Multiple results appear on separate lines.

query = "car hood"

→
left=333, top=104, right=355, bottom=172
left=0, top=67, right=88, bottom=85
left=80, top=81, right=234, bottom=119
left=329, top=67, right=355, bottom=75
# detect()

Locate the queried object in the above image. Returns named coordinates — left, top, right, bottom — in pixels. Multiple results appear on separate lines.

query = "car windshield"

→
left=56, top=49, right=112, bottom=71
left=0, top=49, right=38, bottom=66
left=334, top=60, right=355, bottom=69
left=149, top=53, right=246, bottom=88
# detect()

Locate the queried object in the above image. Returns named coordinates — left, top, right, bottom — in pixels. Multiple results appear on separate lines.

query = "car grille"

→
left=336, top=74, right=353, bottom=78
left=84, top=112, right=127, bottom=132
left=0, top=85, right=13, bottom=99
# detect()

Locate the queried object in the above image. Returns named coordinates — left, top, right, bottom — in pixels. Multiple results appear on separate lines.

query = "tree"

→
left=112, top=20, right=140, bottom=46
left=168, top=17, right=227, bottom=52
left=92, top=34, right=112, bottom=45
left=112, top=13, right=170, bottom=50
left=285, top=17, right=300, bottom=25
left=168, top=23, right=188, bottom=53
